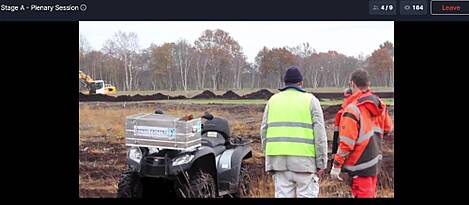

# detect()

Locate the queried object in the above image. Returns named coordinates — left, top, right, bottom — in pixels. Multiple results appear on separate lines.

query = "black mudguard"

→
left=217, top=144, right=252, bottom=194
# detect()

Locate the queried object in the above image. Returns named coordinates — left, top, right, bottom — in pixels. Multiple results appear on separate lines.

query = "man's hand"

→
left=316, top=169, right=325, bottom=177
left=330, top=166, right=343, bottom=181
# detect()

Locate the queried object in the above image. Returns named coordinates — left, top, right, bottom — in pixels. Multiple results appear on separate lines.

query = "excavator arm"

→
left=79, top=70, right=117, bottom=95
left=79, top=70, right=95, bottom=85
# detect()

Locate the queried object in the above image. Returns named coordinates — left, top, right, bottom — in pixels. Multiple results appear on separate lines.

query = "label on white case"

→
left=134, top=125, right=176, bottom=138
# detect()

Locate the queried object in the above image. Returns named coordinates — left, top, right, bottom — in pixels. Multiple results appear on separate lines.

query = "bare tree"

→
left=366, top=42, right=394, bottom=87
left=102, top=31, right=140, bottom=91
left=173, top=40, right=193, bottom=91
left=193, top=51, right=208, bottom=89
left=195, top=29, right=243, bottom=90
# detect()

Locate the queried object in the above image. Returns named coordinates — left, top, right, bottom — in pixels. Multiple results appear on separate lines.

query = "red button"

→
left=432, top=0, right=469, bottom=15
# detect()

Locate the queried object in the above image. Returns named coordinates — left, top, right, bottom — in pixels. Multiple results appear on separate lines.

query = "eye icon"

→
left=404, top=5, right=411, bottom=10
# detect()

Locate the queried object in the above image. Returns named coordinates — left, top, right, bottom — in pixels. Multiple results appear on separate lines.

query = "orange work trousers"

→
left=351, top=175, right=378, bottom=198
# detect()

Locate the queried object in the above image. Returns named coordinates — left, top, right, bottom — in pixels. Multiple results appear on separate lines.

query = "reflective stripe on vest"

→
left=265, top=137, right=315, bottom=144
left=268, top=122, right=313, bottom=129
left=266, top=89, right=315, bottom=156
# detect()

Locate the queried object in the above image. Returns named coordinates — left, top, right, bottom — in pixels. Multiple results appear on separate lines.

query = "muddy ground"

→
left=79, top=102, right=394, bottom=198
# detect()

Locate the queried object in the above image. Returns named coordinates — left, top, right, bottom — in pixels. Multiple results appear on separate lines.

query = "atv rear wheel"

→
left=178, top=170, right=216, bottom=198
left=117, top=170, right=143, bottom=198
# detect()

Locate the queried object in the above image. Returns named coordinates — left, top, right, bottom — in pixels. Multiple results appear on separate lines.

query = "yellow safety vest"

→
left=266, top=89, right=315, bottom=156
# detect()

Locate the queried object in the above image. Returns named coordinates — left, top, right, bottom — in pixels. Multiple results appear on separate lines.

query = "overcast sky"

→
left=79, top=21, right=393, bottom=63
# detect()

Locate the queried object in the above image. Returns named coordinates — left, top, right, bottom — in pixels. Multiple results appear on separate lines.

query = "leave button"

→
left=432, top=0, right=469, bottom=15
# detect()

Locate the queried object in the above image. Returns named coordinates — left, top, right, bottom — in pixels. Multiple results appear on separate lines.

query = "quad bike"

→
left=117, top=111, right=252, bottom=198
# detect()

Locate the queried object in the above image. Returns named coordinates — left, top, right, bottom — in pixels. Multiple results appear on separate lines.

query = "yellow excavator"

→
left=79, top=70, right=117, bottom=95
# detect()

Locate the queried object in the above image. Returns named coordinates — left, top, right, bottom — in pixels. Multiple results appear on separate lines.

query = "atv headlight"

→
left=172, top=154, right=194, bottom=166
left=128, top=147, right=142, bottom=163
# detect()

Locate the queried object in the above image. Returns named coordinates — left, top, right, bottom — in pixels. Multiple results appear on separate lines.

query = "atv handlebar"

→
left=201, top=112, right=214, bottom=120
left=154, top=109, right=164, bottom=114
left=154, top=109, right=214, bottom=121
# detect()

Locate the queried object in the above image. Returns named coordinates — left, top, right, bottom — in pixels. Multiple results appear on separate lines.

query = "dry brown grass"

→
left=79, top=102, right=394, bottom=198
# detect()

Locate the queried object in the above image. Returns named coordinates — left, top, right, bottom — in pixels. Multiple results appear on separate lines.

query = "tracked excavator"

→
left=79, top=70, right=117, bottom=95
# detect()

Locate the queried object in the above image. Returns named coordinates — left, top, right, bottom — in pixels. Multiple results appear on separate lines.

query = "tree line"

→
left=79, top=29, right=394, bottom=91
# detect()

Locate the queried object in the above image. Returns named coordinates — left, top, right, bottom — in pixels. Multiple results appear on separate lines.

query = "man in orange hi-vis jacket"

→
left=330, top=68, right=393, bottom=198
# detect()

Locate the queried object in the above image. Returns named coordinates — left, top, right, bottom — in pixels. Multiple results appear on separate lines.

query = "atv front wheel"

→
left=232, top=162, right=251, bottom=197
left=117, top=170, right=143, bottom=198
left=178, top=170, right=216, bottom=198
left=239, top=163, right=251, bottom=196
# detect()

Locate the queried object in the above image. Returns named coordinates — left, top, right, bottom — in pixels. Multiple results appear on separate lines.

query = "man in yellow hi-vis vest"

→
left=260, top=66, right=328, bottom=198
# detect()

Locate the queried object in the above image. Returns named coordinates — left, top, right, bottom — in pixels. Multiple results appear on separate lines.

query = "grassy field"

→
left=112, top=87, right=394, bottom=97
